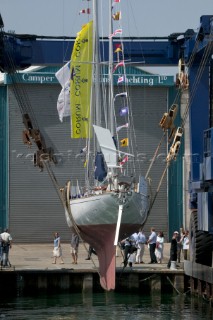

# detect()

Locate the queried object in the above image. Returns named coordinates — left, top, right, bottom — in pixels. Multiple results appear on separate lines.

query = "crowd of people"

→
left=52, top=230, right=80, bottom=265
left=119, top=227, right=189, bottom=269
left=0, top=227, right=189, bottom=269
left=51, top=227, right=189, bottom=269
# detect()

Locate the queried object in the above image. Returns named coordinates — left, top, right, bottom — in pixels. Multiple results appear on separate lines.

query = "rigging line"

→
left=181, top=29, right=213, bottom=127
left=4, top=43, right=40, bottom=128
left=43, top=160, right=100, bottom=274
left=147, top=34, right=213, bottom=215
left=145, top=132, right=166, bottom=179
left=11, top=73, right=38, bottom=121
left=143, top=87, right=182, bottom=181
left=146, top=161, right=170, bottom=218
left=60, top=0, right=71, bottom=66
left=181, top=40, right=213, bottom=128
left=4, top=54, right=28, bottom=114
left=166, top=38, right=200, bottom=128
left=124, top=0, right=146, bottom=65
left=191, top=39, right=213, bottom=92
left=140, top=30, right=212, bottom=217
left=127, top=91, right=138, bottom=175
left=119, top=49, right=140, bottom=174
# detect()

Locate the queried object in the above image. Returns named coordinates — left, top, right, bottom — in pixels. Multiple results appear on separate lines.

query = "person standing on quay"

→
left=155, top=231, right=164, bottom=263
left=135, top=228, right=146, bottom=264
left=180, top=230, right=189, bottom=260
left=70, top=232, right=79, bottom=264
left=147, top=227, right=157, bottom=264
left=1, top=228, right=12, bottom=267
left=167, top=231, right=178, bottom=269
left=52, top=232, right=64, bottom=264
left=85, top=245, right=97, bottom=260
left=177, top=229, right=184, bottom=263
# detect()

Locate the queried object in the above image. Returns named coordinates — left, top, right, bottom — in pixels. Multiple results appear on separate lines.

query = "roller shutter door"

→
left=8, top=83, right=168, bottom=242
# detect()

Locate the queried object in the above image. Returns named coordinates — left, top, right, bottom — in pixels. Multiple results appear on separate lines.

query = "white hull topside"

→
left=68, top=189, right=149, bottom=227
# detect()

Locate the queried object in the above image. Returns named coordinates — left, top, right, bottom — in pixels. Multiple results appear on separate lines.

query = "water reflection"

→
left=0, top=292, right=212, bottom=320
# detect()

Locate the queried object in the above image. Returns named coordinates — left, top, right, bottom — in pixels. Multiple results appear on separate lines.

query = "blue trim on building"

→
left=168, top=87, right=183, bottom=239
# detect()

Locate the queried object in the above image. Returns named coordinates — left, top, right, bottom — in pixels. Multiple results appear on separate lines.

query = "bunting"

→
left=120, top=138, right=128, bottom=147
left=79, top=8, right=90, bottom=14
left=109, top=29, right=122, bottom=38
left=112, top=11, right=121, bottom=20
left=112, top=0, right=121, bottom=6
left=114, top=47, right=122, bottom=53
left=114, top=43, right=122, bottom=53
left=120, top=155, right=128, bottom=166
left=119, top=106, right=128, bottom=116
left=112, top=60, right=125, bottom=73
left=117, top=75, right=126, bottom=84
left=114, top=92, right=127, bottom=100
left=116, top=123, right=129, bottom=132
left=80, top=146, right=87, bottom=153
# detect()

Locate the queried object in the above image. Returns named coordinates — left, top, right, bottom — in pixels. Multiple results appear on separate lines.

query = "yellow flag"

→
left=120, top=138, right=128, bottom=147
left=114, top=47, right=122, bottom=53
left=70, top=21, right=93, bottom=138
left=112, top=11, right=121, bottom=21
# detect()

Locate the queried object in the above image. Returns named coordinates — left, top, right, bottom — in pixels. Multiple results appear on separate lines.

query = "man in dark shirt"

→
left=167, top=231, right=178, bottom=269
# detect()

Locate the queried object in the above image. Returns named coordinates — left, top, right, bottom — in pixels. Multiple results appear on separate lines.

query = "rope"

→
left=145, top=27, right=213, bottom=217
left=43, top=161, right=100, bottom=274
left=166, top=276, right=181, bottom=295
left=139, top=274, right=157, bottom=282
left=145, top=132, right=166, bottom=179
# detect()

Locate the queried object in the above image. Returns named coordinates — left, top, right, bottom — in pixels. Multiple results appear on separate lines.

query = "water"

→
left=0, top=292, right=212, bottom=319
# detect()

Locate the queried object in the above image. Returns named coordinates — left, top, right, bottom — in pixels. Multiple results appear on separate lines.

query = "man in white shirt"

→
left=1, top=228, right=12, bottom=267
left=147, top=227, right=157, bottom=264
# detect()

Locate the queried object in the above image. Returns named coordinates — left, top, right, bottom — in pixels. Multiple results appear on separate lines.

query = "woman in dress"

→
left=155, top=231, right=164, bottom=263
left=180, top=230, right=189, bottom=260
left=52, top=232, right=64, bottom=264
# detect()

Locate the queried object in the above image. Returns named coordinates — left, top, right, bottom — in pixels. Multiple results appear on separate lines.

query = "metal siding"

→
left=9, top=83, right=168, bottom=243
left=167, top=87, right=183, bottom=239
left=9, top=84, right=84, bottom=243
left=0, top=86, right=8, bottom=231
left=128, top=86, right=168, bottom=239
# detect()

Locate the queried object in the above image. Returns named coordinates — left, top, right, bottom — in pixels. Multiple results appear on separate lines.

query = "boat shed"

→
left=0, top=66, right=183, bottom=243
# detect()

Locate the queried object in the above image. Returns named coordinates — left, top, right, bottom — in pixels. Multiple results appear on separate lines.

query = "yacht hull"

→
left=66, top=189, right=149, bottom=291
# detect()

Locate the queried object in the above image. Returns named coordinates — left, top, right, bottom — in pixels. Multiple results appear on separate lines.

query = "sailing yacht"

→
left=61, top=0, right=150, bottom=291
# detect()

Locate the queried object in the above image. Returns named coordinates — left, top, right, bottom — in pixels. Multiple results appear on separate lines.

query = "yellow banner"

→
left=70, top=21, right=93, bottom=138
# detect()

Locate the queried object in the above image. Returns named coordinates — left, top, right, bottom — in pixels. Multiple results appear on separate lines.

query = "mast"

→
left=108, top=0, right=114, bottom=136
left=93, top=0, right=101, bottom=127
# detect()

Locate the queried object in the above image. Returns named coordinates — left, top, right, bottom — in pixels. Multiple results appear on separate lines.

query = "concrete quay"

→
left=0, top=242, right=186, bottom=294
left=5, top=242, right=177, bottom=270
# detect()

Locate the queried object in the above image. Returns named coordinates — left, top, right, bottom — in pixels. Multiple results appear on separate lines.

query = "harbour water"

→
left=0, top=292, right=212, bottom=319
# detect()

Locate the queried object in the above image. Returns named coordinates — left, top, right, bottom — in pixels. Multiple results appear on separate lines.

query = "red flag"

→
left=79, top=8, right=90, bottom=14
left=109, top=29, right=122, bottom=38
left=114, top=43, right=122, bottom=49
left=112, top=60, right=124, bottom=73
left=114, top=43, right=122, bottom=53
left=117, top=75, right=126, bottom=84
left=120, top=155, right=128, bottom=166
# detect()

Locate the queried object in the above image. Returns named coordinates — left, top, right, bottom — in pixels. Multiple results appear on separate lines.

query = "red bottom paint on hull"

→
left=78, top=224, right=141, bottom=291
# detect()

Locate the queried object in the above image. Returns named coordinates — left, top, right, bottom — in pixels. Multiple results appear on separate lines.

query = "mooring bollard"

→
left=170, top=261, right=177, bottom=270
